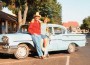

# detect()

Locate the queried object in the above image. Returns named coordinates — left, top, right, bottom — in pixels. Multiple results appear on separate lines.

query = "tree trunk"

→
left=18, top=9, right=22, bottom=30
left=22, top=3, right=28, bottom=25
left=18, top=3, right=28, bottom=30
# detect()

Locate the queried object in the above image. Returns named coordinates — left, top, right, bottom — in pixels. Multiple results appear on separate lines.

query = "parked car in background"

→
left=0, top=24, right=87, bottom=59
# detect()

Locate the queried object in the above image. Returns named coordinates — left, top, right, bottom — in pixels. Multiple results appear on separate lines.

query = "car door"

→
left=48, top=26, right=65, bottom=51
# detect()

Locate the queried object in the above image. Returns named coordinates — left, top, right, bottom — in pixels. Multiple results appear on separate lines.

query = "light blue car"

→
left=0, top=24, right=86, bottom=59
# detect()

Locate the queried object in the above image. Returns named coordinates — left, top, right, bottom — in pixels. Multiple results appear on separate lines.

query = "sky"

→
left=57, top=0, right=90, bottom=25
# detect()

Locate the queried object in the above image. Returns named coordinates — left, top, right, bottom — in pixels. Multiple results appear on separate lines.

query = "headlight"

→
left=2, top=36, right=9, bottom=43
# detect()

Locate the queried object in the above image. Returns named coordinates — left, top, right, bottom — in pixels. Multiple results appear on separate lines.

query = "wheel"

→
left=68, top=43, right=76, bottom=54
left=14, top=44, right=29, bottom=59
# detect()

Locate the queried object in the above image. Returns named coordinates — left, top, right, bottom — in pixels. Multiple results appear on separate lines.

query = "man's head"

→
left=34, top=12, right=41, bottom=20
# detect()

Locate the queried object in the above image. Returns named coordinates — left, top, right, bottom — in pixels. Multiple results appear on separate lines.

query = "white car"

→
left=0, top=24, right=86, bottom=59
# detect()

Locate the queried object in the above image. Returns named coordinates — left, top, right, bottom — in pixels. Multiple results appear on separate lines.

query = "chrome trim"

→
left=0, top=45, right=18, bottom=54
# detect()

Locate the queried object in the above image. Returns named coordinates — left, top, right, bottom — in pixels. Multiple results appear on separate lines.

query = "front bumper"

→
left=0, top=42, right=18, bottom=54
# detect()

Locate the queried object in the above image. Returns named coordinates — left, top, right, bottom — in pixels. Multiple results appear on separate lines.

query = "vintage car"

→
left=0, top=24, right=86, bottom=59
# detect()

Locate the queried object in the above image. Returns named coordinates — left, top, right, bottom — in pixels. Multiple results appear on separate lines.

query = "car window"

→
left=19, top=25, right=28, bottom=33
left=48, top=27, right=52, bottom=34
left=54, top=27, right=65, bottom=34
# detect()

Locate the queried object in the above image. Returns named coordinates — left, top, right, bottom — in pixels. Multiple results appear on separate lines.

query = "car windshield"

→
left=18, top=25, right=28, bottom=33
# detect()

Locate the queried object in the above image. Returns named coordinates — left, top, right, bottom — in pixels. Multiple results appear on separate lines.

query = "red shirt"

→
left=28, top=20, right=41, bottom=35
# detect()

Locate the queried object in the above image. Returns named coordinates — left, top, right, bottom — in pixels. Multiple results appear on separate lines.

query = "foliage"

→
left=80, top=16, right=90, bottom=31
left=0, top=0, right=3, bottom=10
left=1, top=0, right=62, bottom=24
left=27, top=0, right=62, bottom=24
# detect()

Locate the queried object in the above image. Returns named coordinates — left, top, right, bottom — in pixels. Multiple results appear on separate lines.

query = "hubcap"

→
left=17, top=46, right=27, bottom=57
left=69, top=44, right=74, bottom=52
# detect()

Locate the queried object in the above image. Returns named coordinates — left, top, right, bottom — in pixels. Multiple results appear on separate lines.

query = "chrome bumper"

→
left=0, top=43, right=18, bottom=54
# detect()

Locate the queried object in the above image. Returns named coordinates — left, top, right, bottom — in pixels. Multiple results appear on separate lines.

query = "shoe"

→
left=39, top=56, right=45, bottom=59
left=46, top=54, right=49, bottom=58
left=43, top=54, right=49, bottom=58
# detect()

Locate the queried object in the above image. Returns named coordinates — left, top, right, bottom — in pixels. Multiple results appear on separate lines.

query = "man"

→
left=28, top=12, right=44, bottom=59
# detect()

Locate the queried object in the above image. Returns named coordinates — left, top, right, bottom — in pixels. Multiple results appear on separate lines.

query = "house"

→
left=62, top=21, right=82, bottom=33
left=0, top=11, right=17, bottom=34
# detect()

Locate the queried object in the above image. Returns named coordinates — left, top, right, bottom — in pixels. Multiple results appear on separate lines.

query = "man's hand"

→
left=34, top=33, right=38, bottom=36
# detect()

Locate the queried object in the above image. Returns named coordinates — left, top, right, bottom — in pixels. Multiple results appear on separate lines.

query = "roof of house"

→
left=0, top=11, right=17, bottom=22
left=62, top=21, right=79, bottom=28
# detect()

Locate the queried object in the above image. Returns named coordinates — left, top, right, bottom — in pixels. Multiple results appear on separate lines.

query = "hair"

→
left=44, top=17, right=50, bottom=22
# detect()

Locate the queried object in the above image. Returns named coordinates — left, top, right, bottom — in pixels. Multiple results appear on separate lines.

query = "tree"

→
left=2, top=0, right=28, bottom=29
left=27, top=0, right=62, bottom=24
left=48, top=0, right=62, bottom=24
left=0, top=0, right=3, bottom=10
left=40, top=0, right=62, bottom=24
left=1, top=0, right=62, bottom=29
left=80, top=16, right=90, bottom=32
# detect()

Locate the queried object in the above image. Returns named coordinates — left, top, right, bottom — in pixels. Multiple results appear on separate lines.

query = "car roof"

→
left=47, top=24, right=67, bottom=29
left=21, top=24, right=67, bottom=30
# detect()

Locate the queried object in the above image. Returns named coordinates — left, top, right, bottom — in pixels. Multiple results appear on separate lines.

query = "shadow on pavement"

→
left=29, top=50, right=69, bottom=57
left=0, top=53, right=16, bottom=59
left=0, top=50, right=70, bottom=59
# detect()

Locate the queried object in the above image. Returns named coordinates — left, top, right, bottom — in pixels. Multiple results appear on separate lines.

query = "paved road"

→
left=0, top=38, right=90, bottom=65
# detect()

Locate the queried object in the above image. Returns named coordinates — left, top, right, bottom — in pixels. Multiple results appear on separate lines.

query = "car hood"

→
left=0, top=33, right=32, bottom=42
